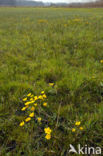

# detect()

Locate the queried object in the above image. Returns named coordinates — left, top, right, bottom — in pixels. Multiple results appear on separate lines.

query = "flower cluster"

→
left=19, top=90, right=52, bottom=140
left=72, top=121, right=84, bottom=132
left=20, top=91, right=47, bottom=125
left=44, top=127, right=52, bottom=140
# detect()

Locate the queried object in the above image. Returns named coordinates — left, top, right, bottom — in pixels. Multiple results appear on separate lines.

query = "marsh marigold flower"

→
left=38, top=95, right=43, bottom=100
left=27, top=93, right=31, bottom=96
left=100, top=60, right=103, bottom=63
left=41, top=91, right=44, bottom=94
left=19, top=121, right=24, bottom=127
left=34, top=96, right=38, bottom=100
left=44, top=127, right=52, bottom=134
left=30, top=94, right=34, bottom=97
left=25, top=101, right=31, bottom=105
left=72, top=128, right=76, bottom=132
left=30, top=98, right=33, bottom=101
left=34, top=103, right=37, bottom=107
left=29, top=112, right=34, bottom=117
left=75, top=121, right=81, bottom=126
left=45, top=134, right=51, bottom=140
left=42, top=94, right=47, bottom=98
left=80, top=127, right=84, bottom=130
left=49, top=83, right=54, bottom=86
left=37, top=117, right=41, bottom=122
left=30, top=106, right=35, bottom=111
left=43, top=102, right=47, bottom=107
left=21, top=107, right=27, bottom=111
left=23, top=97, right=27, bottom=101
left=25, top=117, right=31, bottom=122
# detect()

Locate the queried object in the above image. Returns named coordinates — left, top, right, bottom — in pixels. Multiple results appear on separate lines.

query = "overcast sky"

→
left=34, top=0, right=97, bottom=3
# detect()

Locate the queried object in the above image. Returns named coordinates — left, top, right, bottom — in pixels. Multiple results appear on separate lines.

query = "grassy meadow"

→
left=0, top=7, right=103, bottom=155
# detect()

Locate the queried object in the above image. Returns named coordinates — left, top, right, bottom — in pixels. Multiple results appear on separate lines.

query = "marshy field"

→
left=0, top=7, right=103, bottom=155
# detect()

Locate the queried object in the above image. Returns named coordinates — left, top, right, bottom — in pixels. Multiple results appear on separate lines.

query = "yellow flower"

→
left=49, top=83, right=54, bottom=86
left=23, top=97, right=27, bottom=101
left=25, top=101, right=31, bottom=105
left=43, top=102, right=47, bottom=107
left=45, top=134, right=51, bottom=140
left=25, top=117, right=31, bottom=122
left=34, top=96, right=38, bottom=100
left=30, top=106, right=35, bottom=111
left=30, top=100, right=35, bottom=103
left=21, top=107, right=27, bottom=111
left=72, top=128, right=76, bottom=132
left=37, top=117, right=41, bottom=122
left=27, top=93, right=32, bottom=96
left=80, top=127, right=84, bottom=130
left=38, top=95, right=43, bottom=100
left=42, top=94, right=47, bottom=98
left=19, top=121, right=24, bottom=126
left=44, top=127, right=52, bottom=134
left=100, top=60, right=103, bottom=63
left=30, top=94, right=34, bottom=97
left=34, top=103, right=37, bottom=107
left=30, top=98, right=33, bottom=101
left=29, top=112, right=34, bottom=117
left=41, top=91, right=45, bottom=94
left=75, top=121, right=81, bottom=126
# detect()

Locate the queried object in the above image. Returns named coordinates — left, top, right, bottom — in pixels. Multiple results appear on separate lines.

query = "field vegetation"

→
left=0, top=8, right=103, bottom=156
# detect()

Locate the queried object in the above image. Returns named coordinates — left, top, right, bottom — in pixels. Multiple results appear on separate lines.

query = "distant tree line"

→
left=50, top=0, right=103, bottom=8
left=67, top=0, right=103, bottom=8
left=0, top=0, right=16, bottom=5
left=0, top=0, right=44, bottom=6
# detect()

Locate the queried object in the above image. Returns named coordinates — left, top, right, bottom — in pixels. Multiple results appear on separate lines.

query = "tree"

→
left=0, top=0, right=16, bottom=6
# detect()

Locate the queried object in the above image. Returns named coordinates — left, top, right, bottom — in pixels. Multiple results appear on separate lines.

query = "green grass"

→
left=0, top=7, right=103, bottom=155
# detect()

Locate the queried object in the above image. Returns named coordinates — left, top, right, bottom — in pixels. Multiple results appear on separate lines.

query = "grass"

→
left=0, top=7, right=103, bottom=155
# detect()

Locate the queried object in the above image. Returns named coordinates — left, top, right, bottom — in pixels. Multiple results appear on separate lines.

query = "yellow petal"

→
left=19, top=121, right=24, bottom=126
left=25, top=117, right=31, bottom=122
left=29, top=112, right=34, bottom=117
